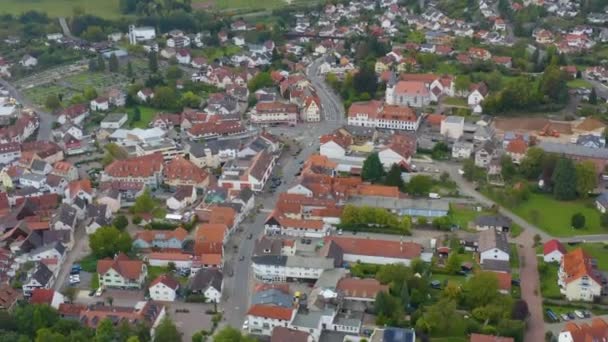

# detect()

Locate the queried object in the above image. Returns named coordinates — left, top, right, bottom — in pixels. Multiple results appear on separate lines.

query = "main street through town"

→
left=220, top=58, right=345, bottom=329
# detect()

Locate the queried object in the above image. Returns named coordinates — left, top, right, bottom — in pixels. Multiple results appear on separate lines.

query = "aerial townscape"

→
left=3, top=0, right=608, bottom=342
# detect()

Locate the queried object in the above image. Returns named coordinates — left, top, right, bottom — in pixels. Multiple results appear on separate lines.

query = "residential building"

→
left=251, top=255, right=334, bottom=282
left=505, top=138, right=528, bottom=164
left=544, top=239, right=567, bottom=263
left=250, top=102, right=299, bottom=126
left=347, top=101, right=421, bottom=131
left=246, top=304, right=296, bottom=336
left=370, top=328, right=416, bottom=342
left=337, top=277, right=388, bottom=303
left=271, top=327, right=313, bottom=342
left=23, top=263, right=54, bottom=296
left=558, top=318, right=608, bottom=342
left=217, top=150, right=276, bottom=192
left=264, top=211, right=331, bottom=238
left=596, top=193, right=608, bottom=213
left=80, top=301, right=165, bottom=338
left=322, top=236, right=422, bottom=266
left=0, top=142, right=20, bottom=165
left=440, top=116, right=464, bottom=139
left=166, top=186, right=197, bottom=211
left=473, top=215, right=511, bottom=232
left=29, top=288, right=65, bottom=309
left=452, top=141, right=473, bottom=159
left=386, top=80, right=431, bottom=107
left=100, top=113, right=128, bottom=129
left=188, top=268, right=223, bottom=303
left=97, top=253, right=147, bottom=289
left=101, top=152, right=164, bottom=189
left=558, top=248, right=602, bottom=302
left=149, top=275, right=180, bottom=302
left=478, top=229, right=510, bottom=264
left=475, top=141, right=497, bottom=168
left=132, top=227, right=188, bottom=250
left=163, top=156, right=209, bottom=189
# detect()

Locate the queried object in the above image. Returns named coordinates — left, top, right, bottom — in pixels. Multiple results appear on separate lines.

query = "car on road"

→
left=247, top=233, right=253, bottom=239
left=95, top=286, right=105, bottom=297
left=69, top=275, right=80, bottom=285
left=583, top=310, right=591, bottom=318
left=88, top=289, right=96, bottom=297
left=337, top=229, right=343, bottom=235
left=574, top=310, right=585, bottom=319
left=458, top=169, right=465, bottom=175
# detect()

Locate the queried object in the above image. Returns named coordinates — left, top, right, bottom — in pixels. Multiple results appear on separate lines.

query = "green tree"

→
left=95, top=318, right=115, bottom=342
left=213, top=326, right=256, bottom=342
left=454, top=75, right=471, bottom=93
left=445, top=253, right=461, bottom=274
left=97, top=54, right=105, bottom=72
left=361, top=152, right=385, bottom=182
left=431, top=141, right=450, bottom=159
left=374, top=291, right=404, bottom=324
left=552, top=157, right=577, bottom=200
left=353, top=63, right=378, bottom=96
left=45, top=94, right=61, bottom=110
left=108, top=54, right=119, bottom=73
left=180, top=91, right=202, bottom=108
left=126, top=61, right=134, bottom=78
left=88, top=58, right=98, bottom=72
left=63, top=287, right=77, bottom=303
left=541, top=64, right=568, bottom=103
left=415, top=298, right=461, bottom=335
left=589, top=88, right=598, bottom=105
left=113, top=215, right=129, bottom=230
left=601, top=213, right=608, bottom=228
left=406, top=175, right=433, bottom=196
left=83, top=87, right=98, bottom=101
left=152, top=86, right=177, bottom=109
left=132, top=189, right=156, bottom=213
left=384, top=164, right=404, bottom=188
left=89, top=226, right=132, bottom=259
left=571, top=212, right=586, bottom=229
left=83, top=26, right=105, bottom=42
left=153, top=318, right=181, bottom=342
left=520, top=147, right=545, bottom=179
left=132, top=107, right=141, bottom=122
left=35, top=328, right=67, bottom=342
left=463, top=272, right=500, bottom=308
left=126, top=337, right=140, bottom=342
left=500, top=154, right=516, bottom=182
left=148, top=51, right=158, bottom=72
left=165, top=65, right=183, bottom=80
left=575, top=160, right=598, bottom=197
left=69, top=94, right=86, bottom=105
left=247, top=71, right=274, bottom=92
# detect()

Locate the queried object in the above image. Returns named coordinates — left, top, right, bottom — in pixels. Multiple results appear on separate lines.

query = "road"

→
left=221, top=57, right=345, bottom=329
left=0, top=78, right=54, bottom=141
left=583, top=73, right=608, bottom=99
left=53, top=220, right=90, bottom=292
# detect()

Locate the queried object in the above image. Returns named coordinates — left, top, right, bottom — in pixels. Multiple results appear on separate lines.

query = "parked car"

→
left=242, top=320, right=249, bottom=330
left=546, top=309, right=559, bottom=322
left=561, top=313, right=570, bottom=321
left=567, top=312, right=576, bottom=320
left=574, top=310, right=585, bottom=319
left=95, top=286, right=105, bottom=297
left=583, top=310, right=591, bottom=318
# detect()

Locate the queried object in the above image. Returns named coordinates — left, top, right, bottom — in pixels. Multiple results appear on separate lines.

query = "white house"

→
left=544, top=239, right=567, bottom=263
left=20, top=55, right=38, bottom=68
left=166, top=186, right=197, bottom=211
left=19, top=173, right=46, bottom=189
left=128, top=25, right=156, bottom=44
left=301, top=96, right=321, bottom=122
left=264, top=213, right=331, bottom=239
left=440, top=116, right=464, bottom=139
left=478, top=229, right=510, bottom=264
left=137, top=89, right=154, bottom=102
left=251, top=255, right=334, bottom=282
left=247, top=304, right=296, bottom=336
left=100, top=113, right=128, bottom=129
left=28, top=242, right=66, bottom=263
left=319, top=139, right=348, bottom=159
left=149, top=275, right=180, bottom=302
left=176, top=49, right=191, bottom=64
left=452, top=141, right=473, bottom=159
left=468, top=83, right=489, bottom=106
left=97, top=253, right=147, bottom=289
left=23, top=263, right=54, bottom=296
left=596, top=193, right=608, bottom=213
left=90, top=97, right=110, bottom=112
left=559, top=249, right=602, bottom=302
left=188, top=268, right=223, bottom=303
left=379, top=145, right=411, bottom=169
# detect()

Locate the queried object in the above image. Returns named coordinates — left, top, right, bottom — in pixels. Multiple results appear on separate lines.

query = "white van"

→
left=429, top=193, right=441, bottom=199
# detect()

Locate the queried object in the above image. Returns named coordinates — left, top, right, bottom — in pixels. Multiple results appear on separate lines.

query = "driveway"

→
left=517, top=231, right=545, bottom=342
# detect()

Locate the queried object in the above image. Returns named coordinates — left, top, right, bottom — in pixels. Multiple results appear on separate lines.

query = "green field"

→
left=128, top=106, right=158, bottom=128
left=539, top=262, right=562, bottom=299
left=196, top=0, right=288, bottom=11
left=502, top=193, right=603, bottom=237
left=567, top=79, right=593, bottom=89
left=1, top=0, right=121, bottom=19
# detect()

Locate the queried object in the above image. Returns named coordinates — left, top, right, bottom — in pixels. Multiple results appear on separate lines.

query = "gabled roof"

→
left=247, top=304, right=294, bottom=321
left=188, top=268, right=223, bottom=292
left=561, top=248, right=602, bottom=285
left=96, top=253, right=144, bottom=280
left=104, top=153, right=163, bottom=178
left=150, top=274, right=180, bottom=290
left=543, top=239, right=567, bottom=256
left=478, top=229, right=509, bottom=253
left=337, top=277, right=388, bottom=299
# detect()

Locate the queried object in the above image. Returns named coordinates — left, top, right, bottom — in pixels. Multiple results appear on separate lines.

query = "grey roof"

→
left=445, top=115, right=464, bottom=124
left=102, top=113, right=127, bottom=123
left=291, top=310, right=324, bottom=329
left=20, top=173, right=46, bottom=182
left=285, top=256, right=334, bottom=269
left=42, top=230, right=71, bottom=246
left=479, top=140, right=497, bottom=154
left=313, top=268, right=347, bottom=289
left=538, top=141, right=608, bottom=159
left=576, top=134, right=604, bottom=147
left=72, top=197, right=87, bottom=210
left=481, top=259, right=511, bottom=273
left=54, top=204, right=77, bottom=226
left=251, top=289, right=293, bottom=307
left=474, top=215, right=511, bottom=228
left=343, top=125, right=376, bottom=138
left=30, top=159, right=49, bottom=173
left=478, top=229, right=509, bottom=253
left=381, top=328, right=416, bottom=342
left=253, top=236, right=283, bottom=256
left=189, top=268, right=223, bottom=292
left=597, top=193, right=608, bottom=207
left=31, top=263, right=53, bottom=286
left=30, top=241, right=66, bottom=257
left=87, top=204, right=111, bottom=227
left=252, top=255, right=288, bottom=266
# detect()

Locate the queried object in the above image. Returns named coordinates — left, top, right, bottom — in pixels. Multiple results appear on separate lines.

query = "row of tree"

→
left=340, top=205, right=411, bottom=234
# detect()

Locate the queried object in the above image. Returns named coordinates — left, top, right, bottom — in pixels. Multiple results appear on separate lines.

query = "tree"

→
left=589, top=88, right=598, bottom=105
left=45, top=94, right=61, bottom=110
left=384, top=164, right=404, bottom=189
left=406, top=175, right=433, bottom=197
left=95, top=318, right=115, bottom=342
left=180, top=91, right=202, bottom=108
left=213, top=326, right=257, bottom=342
left=512, top=299, right=529, bottom=320
left=575, top=160, right=597, bottom=197
left=165, top=65, right=183, bottom=80
left=247, top=71, right=274, bottom=92
left=152, top=86, right=177, bottom=109
left=35, top=328, right=67, bottom=342
left=445, top=253, right=462, bottom=274
left=601, top=213, right=608, bottom=228
left=533, top=234, right=542, bottom=247
left=89, top=226, right=132, bottom=259
left=431, top=142, right=450, bottom=160
left=463, top=272, right=500, bottom=308
left=552, top=157, right=577, bottom=200
left=97, top=54, right=105, bottom=72
left=88, top=58, right=98, bottom=72
left=132, top=107, right=141, bottom=122
left=571, top=212, right=586, bottom=229
left=153, top=318, right=181, bottom=342
left=415, top=298, right=460, bottom=335
left=500, top=155, right=516, bottom=182
left=126, top=337, right=140, bottom=342
left=361, top=153, right=384, bottom=182
left=148, top=51, right=158, bottom=72
left=83, top=87, right=98, bottom=101
left=353, top=63, right=378, bottom=95
left=126, top=61, right=134, bottom=78
left=132, top=189, right=156, bottom=213
left=83, top=26, right=105, bottom=42
left=63, top=287, right=77, bottom=303
left=541, top=64, right=568, bottom=103
left=520, top=147, right=545, bottom=179
left=374, top=291, right=404, bottom=324
left=108, top=54, right=119, bottom=72
left=454, top=75, right=471, bottom=93
left=113, top=215, right=129, bottom=230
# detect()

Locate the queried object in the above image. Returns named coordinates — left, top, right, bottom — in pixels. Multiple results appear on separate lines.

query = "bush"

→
left=185, top=294, right=207, bottom=303
left=132, top=216, right=143, bottom=225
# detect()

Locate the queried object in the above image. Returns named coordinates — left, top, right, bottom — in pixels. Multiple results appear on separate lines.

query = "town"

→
left=1, top=0, right=608, bottom=342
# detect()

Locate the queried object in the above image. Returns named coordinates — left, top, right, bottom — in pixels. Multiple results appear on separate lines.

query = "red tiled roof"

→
left=163, top=156, right=208, bottom=184
left=247, top=304, right=294, bottom=321
left=104, top=153, right=163, bottom=178
left=67, top=179, right=92, bottom=197
left=337, top=278, right=388, bottom=299
left=562, top=318, right=608, bottom=342
left=544, top=239, right=567, bottom=255
left=561, top=248, right=602, bottom=285
left=150, top=274, right=180, bottom=290
left=506, top=138, right=527, bottom=154
left=271, top=327, right=311, bottom=342
left=29, top=288, right=55, bottom=305
left=394, top=81, right=429, bottom=95
left=134, top=227, right=188, bottom=244
left=97, top=253, right=144, bottom=280
left=148, top=252, right=192, bottom=261
left=325, top=236, right=422, bottom=260
left=357, top=184, right=400, bottom=198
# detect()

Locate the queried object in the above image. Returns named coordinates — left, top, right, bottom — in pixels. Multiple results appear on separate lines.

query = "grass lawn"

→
left=128, top=106, right=157, bottom=128
left=510, top=243, right=520, bottom=269
left=501, top=193, right=603, bottom=237
left=431, top=273, right=470, bottom=287
left=509, top=223, right=523, bottom=238
left=449, top=204, right=493, bottom=231
left=539, top=261, right=562, bottom=299
left=1, top=0, right=122, bottom=19
left=197, top=0, right=286, bottom=11
left=567, top=79, right=593, bottom=89
left=196, top=45, right=242, bottom=60
left=77, top=254, right=98, bottom=273
left=147, top=266, right=189, bottom=285
left=443, top=97, right=468, bottom=107
left=90, top=273, right=99, bottom=290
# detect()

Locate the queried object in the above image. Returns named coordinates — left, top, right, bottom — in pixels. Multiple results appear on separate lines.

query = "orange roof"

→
left=492, top=272, right=512, bottom=291
left=562, top=248, right=602, bottom=285
left=268, top=211, right=325, bottom=230
left=304, top=154, right=337, bottom=169
left=357, top=184, right=400, bottom=198
left=400, top=73, right=438, bottom=84
left=506, top=138, right=527, bottom=154
left=67, top=179, right=92, bottom=197
left=148, top=252, right=192, bottom=261
left=195, top=224, right=227, bottom=243
left=337, top=278, right=388, bottom=299
left=134, top=227, right=188, bottom=244
left=394, top=81, right=429, bottom=95
left=97, top=253, right=144, bottom=280
left=104, top=152, right=163, bottom=178
left=200, top=253, right=222, bottom=265
left=426, top=114, right=445, bottom=126
left=320, top=131, right=353, bottom=149
left=29, top=288, right=55, bottom=305
left=347, top=100, right=383, bottom=118
left=562, top=318, right=608, bottom=342
left=163, top=156, right=208, bottom=184
left=379, top=105, right=418, bottom=122
left=207, top=206, right=236, bottom=227
left=324, top=236, right=422, bottom=260
left=52, top=161, right=75, bottom=174
left=150, top=274, right=180, bottom=290
left=247, top=304, right=294, bottom=321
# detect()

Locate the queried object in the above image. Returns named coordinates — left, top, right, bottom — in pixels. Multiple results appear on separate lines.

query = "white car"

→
left=95, top=286, right=105, bottom=297
left=242, top=320, right=249, bottom=330
left=574, top=310, right=585, bottom=319
left=458, top=169, right=465, bottom=175
left=337, top=229, right=343, bottom=235
left=69, top=275, right=80, bottom=284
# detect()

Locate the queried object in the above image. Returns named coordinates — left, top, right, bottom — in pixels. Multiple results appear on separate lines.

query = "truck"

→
left=428, top=192, right=441, bottom=199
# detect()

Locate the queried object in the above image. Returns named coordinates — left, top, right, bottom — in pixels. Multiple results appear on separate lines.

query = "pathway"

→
left=517, top=231, right=545, bottom=342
